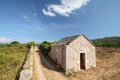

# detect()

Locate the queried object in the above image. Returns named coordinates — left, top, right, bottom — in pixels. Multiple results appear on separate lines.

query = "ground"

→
left=33, top=49, right=47, bottom=80
left=73, top=48, right=120, bottom=80
left=33, top=47, right=67, bottom=80
left=34, top=47, right=120, bottom=80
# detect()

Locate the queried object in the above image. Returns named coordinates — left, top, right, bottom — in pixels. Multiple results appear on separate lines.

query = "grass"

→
left=0, top=44, right=28, bottom=80
left=96, top=47, right=120, bottom=59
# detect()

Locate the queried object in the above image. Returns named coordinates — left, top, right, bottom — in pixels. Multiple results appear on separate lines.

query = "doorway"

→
left=80, top=53, right=85, bottom=69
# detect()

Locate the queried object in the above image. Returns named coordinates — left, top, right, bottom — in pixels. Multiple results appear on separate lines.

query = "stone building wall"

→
left=65, top=36, right=96, bottom=73
left=61, top=45, right=66, bottom=70
left=50, top=35, right=96, bottom=74
left=50, top=46, right=62, bottom=65
left=65, top=45, right=79, bottom=73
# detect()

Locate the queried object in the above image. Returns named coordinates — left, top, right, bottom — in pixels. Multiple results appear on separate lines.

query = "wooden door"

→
left=80, top=53, right=85, bottom=69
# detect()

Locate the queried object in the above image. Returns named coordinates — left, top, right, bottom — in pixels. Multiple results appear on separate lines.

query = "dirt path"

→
left=33, top=47, right=68, bottom=80
left=33, top=48, right=47, bottom=80
left=39, top=50, right=68, bottom=80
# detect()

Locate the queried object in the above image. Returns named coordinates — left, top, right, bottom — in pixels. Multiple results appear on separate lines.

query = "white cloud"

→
left=21, top=15, right=32, bottom=22
left=34, top=13, right=37, bottom=16
left=42, top=0, right=90, bottom=17
left=42, top=9, right=56, bottom=17
left=22, top=15, right=29, bottom=19
left=0, top=37, right=11, bottom=42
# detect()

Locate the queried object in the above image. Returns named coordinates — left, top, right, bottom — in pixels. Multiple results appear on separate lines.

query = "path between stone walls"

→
left=38, top=49, right=68, bottom=80
left=33, top=47, right=47, bottom=80
left=19, top=46, right=68, bottom=80
left=33, top=47, right=68, bottom=80
left=19, top=46, right=47, bottom=80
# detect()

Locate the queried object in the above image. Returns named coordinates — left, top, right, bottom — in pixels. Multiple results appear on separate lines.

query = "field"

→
left=0, top=43, right=120, bottom=80
left=0, top=44, right=28, bottom=80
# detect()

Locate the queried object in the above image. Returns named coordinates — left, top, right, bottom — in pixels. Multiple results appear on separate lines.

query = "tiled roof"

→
left=52, top=35, right=79, bottom=46
left=52, top=34, right=95, bottom=46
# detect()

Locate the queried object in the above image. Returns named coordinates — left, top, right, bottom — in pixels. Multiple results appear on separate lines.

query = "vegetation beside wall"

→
left=0, top=43, right=29, bottom=80
left=40, top=41, right=54, bottom=56
left=27, top=41, right=36, bottom=48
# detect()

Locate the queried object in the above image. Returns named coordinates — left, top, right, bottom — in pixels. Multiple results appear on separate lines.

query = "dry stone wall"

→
left=19, top=46, right=34, bottom=80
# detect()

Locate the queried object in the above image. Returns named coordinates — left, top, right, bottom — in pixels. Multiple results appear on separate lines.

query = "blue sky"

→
left=0, top=0, right=120, bottom=43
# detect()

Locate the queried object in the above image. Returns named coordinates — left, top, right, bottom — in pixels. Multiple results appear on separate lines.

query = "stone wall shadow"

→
left=37, top=50, right=64, bottom=73
left=15, top=50, right=29, bottom=80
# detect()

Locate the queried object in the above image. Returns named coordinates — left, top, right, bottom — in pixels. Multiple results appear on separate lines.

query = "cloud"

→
left=22, top=15, right=29, bottom=19
left=0, top=37, right=11, bottom=42
left=34, top=13, right=37, bottom=16
left=42, top=9, right=56, bottom=17
left=42, top=0, right=90, bottom=17
left=21, top=15, right=32, bottom=22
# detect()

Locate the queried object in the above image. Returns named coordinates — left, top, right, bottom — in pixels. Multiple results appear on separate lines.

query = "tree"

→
left=10, top=41, right=20, bottom=45
left=40, top=41, right=53, bottom=56
left=27, top=41, right=36, bottom=48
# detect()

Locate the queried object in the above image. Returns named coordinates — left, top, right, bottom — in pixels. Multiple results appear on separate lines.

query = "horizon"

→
left=0, top=0, right=120, bottom=43
left=0, top=35, right=120, bottom=44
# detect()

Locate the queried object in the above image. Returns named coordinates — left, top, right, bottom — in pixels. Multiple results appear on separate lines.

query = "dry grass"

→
left=69, top=47, right=120, bottom=80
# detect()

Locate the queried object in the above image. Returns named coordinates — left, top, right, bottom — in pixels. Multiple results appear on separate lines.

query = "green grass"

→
left=0, top=44, right=28, bottom=80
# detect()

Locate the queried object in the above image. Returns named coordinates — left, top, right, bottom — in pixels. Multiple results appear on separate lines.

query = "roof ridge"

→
left=53, top=35, right=80, bottom=46
left=52, top=34, right=95, bottom=47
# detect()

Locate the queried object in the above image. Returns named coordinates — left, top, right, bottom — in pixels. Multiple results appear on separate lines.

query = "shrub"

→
left=27, top=41, right=36, bottom=48
left=10, top=41, right=20, bottom=46
left=40, top=41, right=53, bottom=56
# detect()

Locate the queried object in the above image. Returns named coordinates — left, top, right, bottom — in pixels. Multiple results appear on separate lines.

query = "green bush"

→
left=9, top=41, right=20, bottom=46
left=27, top=41, right=36, bottom=48
left=40, top=41, right=53, bottom=56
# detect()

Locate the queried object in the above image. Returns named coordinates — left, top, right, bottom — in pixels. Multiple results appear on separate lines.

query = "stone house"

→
left=49, top=34, right=96, bottom=74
